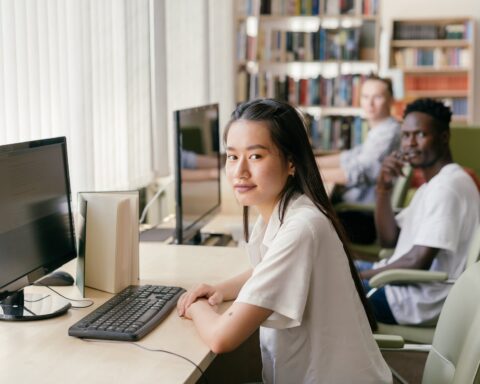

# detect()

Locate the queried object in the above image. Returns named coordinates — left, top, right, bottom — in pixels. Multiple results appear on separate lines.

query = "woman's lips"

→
left=234, top=184, right=256, bottom=193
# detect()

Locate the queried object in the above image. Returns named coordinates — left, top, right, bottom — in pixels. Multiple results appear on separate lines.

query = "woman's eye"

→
left=249, top=154, right=261, bottom=160
left=226, top=154, right=237, bottom=161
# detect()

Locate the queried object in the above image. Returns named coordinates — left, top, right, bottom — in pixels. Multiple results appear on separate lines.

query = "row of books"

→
left=238, top=0, right=378, bottom=16
left=308, top=115, right=368, bottom=150
left=260, top=0, right=321, bottom=15
left=361, top=0, right=378, bottom=16
left=404, top=74, right=468, bottom=91
left=239, top=72, right=367, bottom=107
left=257, top=28, right=363, bottom=61
left=237, top=0, right=260, bottom=17
left=236, top=21, right=257, bottom=61
left=393, top=48, right=470, bottom=68
left=393, top=21, right=472, bottom=41
left=323, top=0, right=354, bottom=15
left=391, top=98, right=468, bottom=122
left=442, top=98, right=468, bottom=117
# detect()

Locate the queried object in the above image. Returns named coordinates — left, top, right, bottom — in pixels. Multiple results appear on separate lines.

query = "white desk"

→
left=0, top=243, right=249, bottom=384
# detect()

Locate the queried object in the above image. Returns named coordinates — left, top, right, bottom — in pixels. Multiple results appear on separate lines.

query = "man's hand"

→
left=377, top=151, right=406, bottom=193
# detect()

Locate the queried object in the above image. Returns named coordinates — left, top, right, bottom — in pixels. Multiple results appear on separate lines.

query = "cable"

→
left=36, top=285, right=94, bottom=309
left=25, top=295, right=51, bottom=302
left=82, top=339, right=208, bottom=384
left=139, top=184, right=167, bottom=224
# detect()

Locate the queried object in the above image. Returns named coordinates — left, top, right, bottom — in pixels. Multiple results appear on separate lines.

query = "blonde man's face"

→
left=360, top=79, right=392, bottom=122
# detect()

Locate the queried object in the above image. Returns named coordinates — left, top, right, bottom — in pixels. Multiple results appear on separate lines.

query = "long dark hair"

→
left=224, top=99, right=377, bottom=331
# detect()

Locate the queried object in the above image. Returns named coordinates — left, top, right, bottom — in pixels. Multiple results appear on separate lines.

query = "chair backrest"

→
left=390, top=165, right=413, bottom=209
left=450, top=126, right=480, bottom=177
left=466, top=225, right=480, bottom=268
left=422, top=261, right=480, bottom=384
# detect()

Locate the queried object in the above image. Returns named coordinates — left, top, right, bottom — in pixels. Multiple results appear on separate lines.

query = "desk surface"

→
left=0, top=243, right=249, bottom=384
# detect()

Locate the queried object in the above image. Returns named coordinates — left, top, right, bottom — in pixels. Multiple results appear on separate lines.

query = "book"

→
left=77, top=191, right=139, bottom=295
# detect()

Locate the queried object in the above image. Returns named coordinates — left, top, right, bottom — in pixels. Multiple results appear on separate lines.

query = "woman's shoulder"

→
left=283, top=195, right=330, bottom=232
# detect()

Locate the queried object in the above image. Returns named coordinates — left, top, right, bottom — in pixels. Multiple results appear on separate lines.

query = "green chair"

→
left=450, top=126, right=480, bottom=177
left=336, top=165, right=413, bottom=260
left=370, top=224, right=480, bottom=344
left=375, top=259, right=480, bottom=384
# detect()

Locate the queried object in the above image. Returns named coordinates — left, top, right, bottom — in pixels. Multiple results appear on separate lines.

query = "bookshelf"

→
left=235, top=0, right=380, bottom=151
left=389, top=18, right=476, bottom=124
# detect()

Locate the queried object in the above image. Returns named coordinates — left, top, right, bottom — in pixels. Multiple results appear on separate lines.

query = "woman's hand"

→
left=177, top=283, right=224, bottom=317
left=183, top=299, right=219, bottom=320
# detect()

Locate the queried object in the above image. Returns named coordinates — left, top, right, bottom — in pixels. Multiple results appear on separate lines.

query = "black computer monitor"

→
left=173, top=103, right=221, bottom=244
left=0, top=137, right=76, bottom=320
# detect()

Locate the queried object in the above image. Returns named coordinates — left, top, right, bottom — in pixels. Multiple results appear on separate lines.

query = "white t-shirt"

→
left=375, top=163, right=480, bottom=325
left=236, top=194, right=391, bottom=384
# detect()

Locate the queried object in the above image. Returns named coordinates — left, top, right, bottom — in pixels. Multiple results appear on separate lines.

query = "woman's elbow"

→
left=208, top=326, right=245, bottom=354
left=209, top=335, right=238, bottom=354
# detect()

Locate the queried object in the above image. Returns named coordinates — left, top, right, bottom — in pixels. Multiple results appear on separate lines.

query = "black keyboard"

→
left=68, top=285, right=185, bottom=341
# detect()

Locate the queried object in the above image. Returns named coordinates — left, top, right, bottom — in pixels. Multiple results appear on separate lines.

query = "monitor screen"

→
left=0, top=137, right=76, bottom=300
left=174, top=103, right=221, bottom=244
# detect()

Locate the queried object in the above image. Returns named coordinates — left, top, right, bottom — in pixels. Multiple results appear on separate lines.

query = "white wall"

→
left=151, top=0, right=236, bottom=177
left=209, top=0, right=236, bottom=135
left=379, top=0, right=480, bottom=124
left=148, top=0, right=240, bottom=220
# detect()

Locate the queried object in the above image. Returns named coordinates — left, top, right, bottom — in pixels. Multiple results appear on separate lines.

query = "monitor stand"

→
left=180, top=231, right=204, bottom=245
left=0, top=289, right=71, bottom=321
left=183, top=231, right=233, bottom=246
left=203, top=233, right=233, bottom=246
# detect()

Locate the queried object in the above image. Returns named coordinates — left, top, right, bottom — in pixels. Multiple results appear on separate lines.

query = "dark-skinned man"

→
left=357, top=98, right=480, bottom=325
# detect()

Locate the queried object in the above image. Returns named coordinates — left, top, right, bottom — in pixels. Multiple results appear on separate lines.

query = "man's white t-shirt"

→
left=236, top=194, right=391, bottom=384
left=375, top=163, right=480, bottom=325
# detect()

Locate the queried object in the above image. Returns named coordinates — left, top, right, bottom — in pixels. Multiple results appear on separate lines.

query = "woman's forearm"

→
left=215, top=268, right=253, bottom=301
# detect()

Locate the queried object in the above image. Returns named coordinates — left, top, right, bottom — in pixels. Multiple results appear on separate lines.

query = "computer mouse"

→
left=34, top=271, right=75, bottom=286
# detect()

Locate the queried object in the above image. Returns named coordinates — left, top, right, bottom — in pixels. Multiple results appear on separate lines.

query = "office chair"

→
left=336, top=166, right=413, bottom=260
left=375, top=259, right=480, bottom=384
left=370, top=224, right=480, bottom=344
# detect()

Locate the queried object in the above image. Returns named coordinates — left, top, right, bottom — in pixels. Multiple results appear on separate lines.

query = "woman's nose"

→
left=234, top=157, right=249, bottom=178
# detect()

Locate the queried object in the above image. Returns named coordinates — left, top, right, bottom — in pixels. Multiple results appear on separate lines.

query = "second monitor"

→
left=173, top=103, right=222, bottom=245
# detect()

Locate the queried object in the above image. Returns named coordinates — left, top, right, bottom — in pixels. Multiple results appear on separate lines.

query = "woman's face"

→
left=225, top=119, right=294, bottom=221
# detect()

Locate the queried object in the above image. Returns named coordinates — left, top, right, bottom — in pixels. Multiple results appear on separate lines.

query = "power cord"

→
left=139, top=184, right=167, bottom=224
left=34, top=284, right=94, bottom=309
left=82, top=339, right=208, bottom=384
left=36, top=283, right=207, bottom=382
left=25, top=294, right=52, bottom=302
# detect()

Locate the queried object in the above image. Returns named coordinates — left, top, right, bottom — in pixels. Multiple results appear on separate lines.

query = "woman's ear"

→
left=288, top=161, right=295, bottom=176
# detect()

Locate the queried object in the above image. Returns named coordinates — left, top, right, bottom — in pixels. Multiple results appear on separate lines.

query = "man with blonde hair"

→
left=317, top=74, right=401, bottom=243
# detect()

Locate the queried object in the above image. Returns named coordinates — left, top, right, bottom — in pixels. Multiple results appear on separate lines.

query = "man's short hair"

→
left=364, top=73, right=394, bottom=98
left=403, top=98, right=452, bottom=133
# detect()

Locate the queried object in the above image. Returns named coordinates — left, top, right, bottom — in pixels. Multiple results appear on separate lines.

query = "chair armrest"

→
left=369, top=269, right=448, bottom=288
left=374, top=334, right=405, bottom=349
left=375, top=334, right=432, bottom=352
left=334, top=202, right=375, bottom=213
left=378, top=248, right=394, bottom=259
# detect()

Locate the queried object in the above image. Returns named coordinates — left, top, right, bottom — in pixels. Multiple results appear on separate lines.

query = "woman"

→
left=177, top=99, right=391, bottom=383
